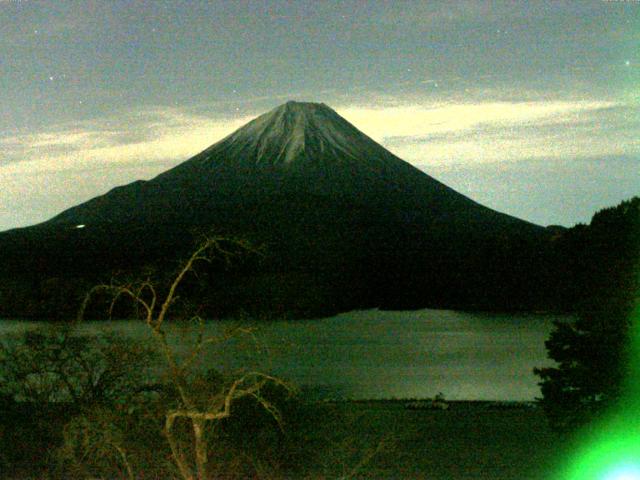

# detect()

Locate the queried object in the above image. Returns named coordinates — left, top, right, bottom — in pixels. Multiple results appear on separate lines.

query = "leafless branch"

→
left=75, top=235, right=283, bottom=480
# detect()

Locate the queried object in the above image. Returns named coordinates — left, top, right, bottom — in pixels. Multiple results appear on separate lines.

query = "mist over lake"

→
left=1, top=309, right=563, bottom=401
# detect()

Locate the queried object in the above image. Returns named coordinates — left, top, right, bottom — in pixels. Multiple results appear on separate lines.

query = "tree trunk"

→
left=165, top=414, right=195, bottom=480
left=194, top=418, right=209, bottom=480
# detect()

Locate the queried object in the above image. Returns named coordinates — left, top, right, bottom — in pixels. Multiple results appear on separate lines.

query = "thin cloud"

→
left=336, top=100, right=636, bottom=166
left=1, top=99, right=634, bottom=176
left=0, top=108, right=252, bottom=175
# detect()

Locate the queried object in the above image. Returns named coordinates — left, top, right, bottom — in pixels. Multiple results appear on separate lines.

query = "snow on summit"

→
left=208, top=101, right=379, bottom=167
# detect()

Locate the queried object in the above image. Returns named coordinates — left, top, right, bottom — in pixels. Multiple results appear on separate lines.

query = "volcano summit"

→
left=0, top=101, right=550, bottom=318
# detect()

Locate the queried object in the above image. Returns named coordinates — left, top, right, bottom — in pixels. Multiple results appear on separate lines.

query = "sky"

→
left=0, top=0, right=638, bottom=231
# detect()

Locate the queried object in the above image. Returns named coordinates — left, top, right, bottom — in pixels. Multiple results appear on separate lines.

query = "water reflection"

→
left=0, top=309, right=565, bottom=400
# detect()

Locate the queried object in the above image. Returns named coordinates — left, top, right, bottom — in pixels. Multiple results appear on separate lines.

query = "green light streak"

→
left=557, top=303, right=640, bottom=480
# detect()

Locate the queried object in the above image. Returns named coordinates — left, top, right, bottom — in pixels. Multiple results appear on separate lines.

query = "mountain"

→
left=0, top=101, right=552, bottom=319
left=47, top=101, right=531, bottom=229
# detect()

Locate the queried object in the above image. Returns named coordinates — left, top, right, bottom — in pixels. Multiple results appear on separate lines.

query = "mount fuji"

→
left=0, top=101, right=550, bottom=318
left=46, top=101, right=534, bottom=230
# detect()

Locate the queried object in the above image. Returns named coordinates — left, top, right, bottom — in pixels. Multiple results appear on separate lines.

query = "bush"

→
left=0, top=325, right=157, bottom=406
left=0, top=325, right=157, bottom=477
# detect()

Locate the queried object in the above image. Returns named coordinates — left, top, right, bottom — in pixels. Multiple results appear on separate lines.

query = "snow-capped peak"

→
left=211, top=101, right=377, bottom=167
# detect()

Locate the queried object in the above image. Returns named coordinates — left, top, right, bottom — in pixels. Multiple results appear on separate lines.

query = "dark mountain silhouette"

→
left=0, top=101, right=552, bottom=319
left=45, top=101, right=536, bottom=231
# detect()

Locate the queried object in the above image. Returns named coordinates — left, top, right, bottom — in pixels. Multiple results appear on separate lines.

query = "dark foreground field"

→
left=294, top=400, right=561, bottom=479
left=2, top=398, right=561, bottom=479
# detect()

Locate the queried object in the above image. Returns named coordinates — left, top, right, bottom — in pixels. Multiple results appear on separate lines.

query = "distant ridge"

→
left=0, top=101, right=550, bottom=319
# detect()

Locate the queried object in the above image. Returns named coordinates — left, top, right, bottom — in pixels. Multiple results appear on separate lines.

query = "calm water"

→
left=0, top=309, right=564, bottom=401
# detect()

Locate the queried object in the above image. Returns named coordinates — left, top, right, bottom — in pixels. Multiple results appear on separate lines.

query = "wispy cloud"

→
left=0, top=108, right=252, bottom=175
left=338, top=100, right=638, bottom=166
left=2, top=99, right=632, bottom=176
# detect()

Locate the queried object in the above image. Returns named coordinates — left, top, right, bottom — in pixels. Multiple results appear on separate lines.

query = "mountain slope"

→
left=0, top=101, right=550, bottom=319
left=47, top=101, right=534, bottom=231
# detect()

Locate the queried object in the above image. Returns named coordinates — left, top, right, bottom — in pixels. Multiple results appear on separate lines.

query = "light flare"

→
left=557, top=303, right=640, bottom=479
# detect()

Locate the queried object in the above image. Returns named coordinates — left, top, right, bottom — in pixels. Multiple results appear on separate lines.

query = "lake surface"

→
left=0, top=309, right=565, bottom=401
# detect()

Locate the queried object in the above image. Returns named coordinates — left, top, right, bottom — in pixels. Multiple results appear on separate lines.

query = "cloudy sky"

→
left=0, top=0, right=638, bottom=231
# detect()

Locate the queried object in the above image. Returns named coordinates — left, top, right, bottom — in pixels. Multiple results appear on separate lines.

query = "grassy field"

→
left=289, top=400, right=562, bottom=479
left=2, top=398, right=563, bottom=479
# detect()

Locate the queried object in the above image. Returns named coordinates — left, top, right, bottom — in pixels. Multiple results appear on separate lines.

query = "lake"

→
left=0, top=309, right=565, bottom=401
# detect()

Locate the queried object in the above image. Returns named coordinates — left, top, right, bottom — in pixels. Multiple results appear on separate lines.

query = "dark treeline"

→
left=0, top=196, right=637, bottom=321
left=535, top=196, right=640, bottom=432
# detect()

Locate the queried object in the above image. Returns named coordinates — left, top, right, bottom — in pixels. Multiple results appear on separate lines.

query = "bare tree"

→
left=79, top=236, right=291, bottom=480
